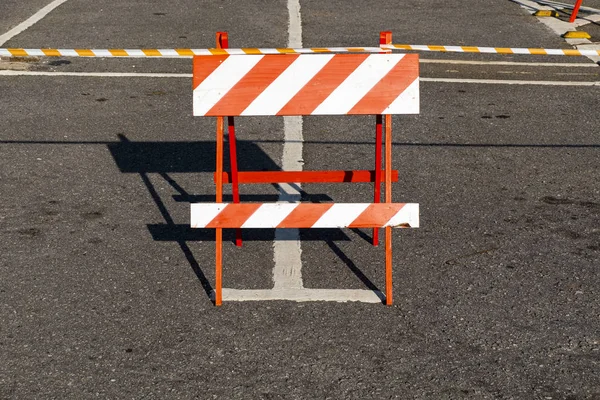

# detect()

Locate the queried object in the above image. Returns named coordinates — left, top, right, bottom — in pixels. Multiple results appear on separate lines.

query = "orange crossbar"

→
left=215, top=170, right=399, bottom=184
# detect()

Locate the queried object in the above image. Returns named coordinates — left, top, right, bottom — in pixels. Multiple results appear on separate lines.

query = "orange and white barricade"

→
left=191, top=31, right=420, bottom=306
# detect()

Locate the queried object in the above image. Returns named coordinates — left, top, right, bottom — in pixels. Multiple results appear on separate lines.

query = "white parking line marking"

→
left=0, top=0, right=70, bottom=46
left=3, top=71, right=598, bottom=87
left=223, top=288, right=383, bottom=303
left=272, top=0, right=305, bottom=291
left=0, top=71, right=192, bottom=77
left=422, top=77, right=600, bottom=86
left=421, top=59, right=599, bottom=67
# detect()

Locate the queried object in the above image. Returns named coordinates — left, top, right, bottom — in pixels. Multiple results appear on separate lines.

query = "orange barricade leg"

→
left=215, top=114, right=224, bottom=306
left=214, top=31, right=227, bottom=306
left=374, top=31, right=393, bottom=247
left=373, top=115, right=382, bottom=246
left=570, top=0, right=583, bottom=22
left=227, top=116, right=242, bottom=247
left=385, top=114, right=393, bottom=306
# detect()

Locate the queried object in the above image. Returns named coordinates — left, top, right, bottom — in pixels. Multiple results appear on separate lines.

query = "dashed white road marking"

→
left=0, top=0, right=70, bottom=46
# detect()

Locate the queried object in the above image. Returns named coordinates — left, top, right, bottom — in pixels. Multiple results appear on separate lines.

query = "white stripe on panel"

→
left=311, top=54, right=402, bottom=115
left=190, top=203, right=228, bottom=228
left=193, top=55, right=264, bottom=116
left=241, top=203, right=299, bottom=228
left=386, top=203, right=419, bottom=228
left=382, top=78, right=420, bottom=115
left=312, top=204, right=370, bottom=228
left=241, top=54, right=334, bottom=116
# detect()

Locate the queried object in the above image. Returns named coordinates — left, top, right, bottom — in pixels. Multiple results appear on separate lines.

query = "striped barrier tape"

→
left=1, top=45, right=600, bottom=58
left=0, top=47, right=388, bottom=58
left=190, top=203, right=420, bottom=229
left=381, top=44, right=600, bottom=57
left=192, top=54, right=419, bottom=117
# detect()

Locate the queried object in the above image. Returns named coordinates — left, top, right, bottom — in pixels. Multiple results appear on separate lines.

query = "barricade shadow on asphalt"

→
left=107, top=134, right=380, bottom=302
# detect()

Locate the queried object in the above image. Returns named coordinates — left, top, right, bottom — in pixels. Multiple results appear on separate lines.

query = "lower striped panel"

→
left=190, top=203, right=419, bottom=228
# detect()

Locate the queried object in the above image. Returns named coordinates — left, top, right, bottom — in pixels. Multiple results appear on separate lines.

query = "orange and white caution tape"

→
left=381, top=44, right=600, bottom=57
left=192, top=54, right=419, bottom=117
left=0, top=47, right=388, bottom=58
left=190, top=203, right=420, bottom=229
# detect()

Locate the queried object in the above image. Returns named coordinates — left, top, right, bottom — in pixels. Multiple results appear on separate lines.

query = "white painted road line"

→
left=2, top=71, right=598, bottom=87
left=420, top=59, right=599, bottom=67
left=0, top=70, right=192, bottom=77
left=421, top=77, right=600, bottom=86
left=0, top=0, right=70, bottom=46
left=272, top=0, right=305, bottom=291
left=222, top=288, right=384, bottom=303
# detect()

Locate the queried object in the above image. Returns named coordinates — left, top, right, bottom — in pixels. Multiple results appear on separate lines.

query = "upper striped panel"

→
left=192, top=54, right=419, bottom=116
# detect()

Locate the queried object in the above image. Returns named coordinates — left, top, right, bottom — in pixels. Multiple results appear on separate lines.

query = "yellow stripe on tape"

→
left=562, top=49, right=582, bottom=56
left=242, top=48, right=263, bottom=55
left=8, top=48, right=28, bottom=57
left=209, top=48, right=228, bottom=55
left=109, top=49, right=129, bottom=57
left=495, top=48, right=513, bottom=54
left=42, top=49, right=61, bottom=56
left=75, top=49, right=95, bottom=57
left=276, top=48, right=297, bottom=54
left=428, top=45, right=446, bottom=52
left=175, top=48, right=194, bottom=56
left=461, top=46, right=481, bottom=53
left=529, top=48, right=547, bottom=55
left=311, top=48, right=331, bottom=53
left=142, top=49, right=162, bottom=56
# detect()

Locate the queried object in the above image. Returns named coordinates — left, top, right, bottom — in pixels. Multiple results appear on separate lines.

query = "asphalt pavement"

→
left=1, top=0, right=599, bottom=398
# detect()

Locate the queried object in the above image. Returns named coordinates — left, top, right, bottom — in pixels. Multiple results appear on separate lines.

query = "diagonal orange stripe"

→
left=349, top=204, right=404, bottom=228
left=277, top=204, right=334, bottom=228
left=495, top=48, right=513, bottom=54
left=207, top=54, right=299, bottom=116
left=192, top=55, right=229, bottom=90
left=348, top=54, right=419, bottom=115
left=206, top=204, right=262, bottom=228
left=277, top=54, right=369, bottom=116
